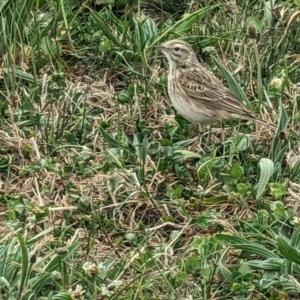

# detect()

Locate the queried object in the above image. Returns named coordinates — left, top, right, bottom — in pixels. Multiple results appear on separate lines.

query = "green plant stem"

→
left=253, top=39, right=262, bottom=104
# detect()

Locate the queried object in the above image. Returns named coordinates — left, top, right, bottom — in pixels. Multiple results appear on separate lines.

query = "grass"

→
left=0, top=0, right=300, bottom=299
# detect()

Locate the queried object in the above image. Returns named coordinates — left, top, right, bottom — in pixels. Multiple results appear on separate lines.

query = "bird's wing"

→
left=178, top=63, right=254, bottom=118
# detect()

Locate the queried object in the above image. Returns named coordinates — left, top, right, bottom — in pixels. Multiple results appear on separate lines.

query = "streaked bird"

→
left=156, top=39, right=276, bottom=132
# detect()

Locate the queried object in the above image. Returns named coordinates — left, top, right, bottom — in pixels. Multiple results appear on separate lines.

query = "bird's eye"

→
left=174, top=47, right=180, bottom=52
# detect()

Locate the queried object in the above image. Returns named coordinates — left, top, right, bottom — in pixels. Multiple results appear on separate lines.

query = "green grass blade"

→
left=211, top=55, right=251, bottom=107
left=17, top=234, right=29, bottom=297
left=150, top=4, right=219, bottom=46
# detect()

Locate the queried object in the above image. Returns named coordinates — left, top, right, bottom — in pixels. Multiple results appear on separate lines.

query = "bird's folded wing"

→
left=178, top=65, right=253, bottom=117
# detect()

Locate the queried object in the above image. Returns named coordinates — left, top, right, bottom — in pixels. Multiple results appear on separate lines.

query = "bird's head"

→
left=156, top=39, right=197, bottom=67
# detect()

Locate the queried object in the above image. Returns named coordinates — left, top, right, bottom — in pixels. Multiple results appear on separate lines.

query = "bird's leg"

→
left=196, top=123, right=204, bottom=146
left=197, top=124, right=213, bottom=152
left=198, top=123, right=204, bottom=133
left=190, top=124, right=205, bottom=153
left=200, top=123, right=212, bottom=144
left=220, top=120, right=224, bottom=143
left=207, top=124, right=212, bottom=142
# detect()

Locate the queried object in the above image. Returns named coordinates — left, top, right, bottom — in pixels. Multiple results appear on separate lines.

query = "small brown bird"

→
left=156, top=39, right=276, bottom=131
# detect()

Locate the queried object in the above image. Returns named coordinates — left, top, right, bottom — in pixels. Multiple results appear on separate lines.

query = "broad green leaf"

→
left=216, top=234, right=279, bottom=259
left=17, top=234, right=29, bottom=297
left=99, top=257, right=118, bottom=279
left=257, top=209, right=269, bottom=225
left=0, top=238, right=18, bottom=275
left=52, top=293, right=73, bottom=300
left=224, top=135, right=253, bottom=152
left=170, top=271, right=188, bottom=288
left=260, top=278, right=281, bottom=289
left=31, top=243, right=80, bottom=291
left=270, top=181, right=288, bottom=199
left=89, top=10, right=119, bottom=46
left=230, top=164, right=244, bottom=180
left=2, top=68, right=41, bottom=84
left=134, top=18, right=146, bottom=65
left=291, top=226, right=300, bottom=250
left=219, top=248, right=232, bottom=281
left=271, top=99, right=289, bottom=163
left=280, top=274, right=300, bottom=295
left=173, top=137, right=198, bottom=150
left=99, top=128, right=120, bottom=148
left=107, top=149, right=124, bottom=169
left=256, top=158, right=274, bottom=200
left=173, top=150, right=201, bottom=159
left=201, top=267, right=214, bottom=281
left=273, top=145, right=288, bottom=174
left=246, top=16, right=264, bottom=33
left=103, top=9, right=128, bottom=34
left=239, top=263, right=252, bottom=275
left=142, top=17, right=158, bottom=46
left=278, top=98, right=289, bottom=129
left=247, top=258, right=285, bottom=270
left=277, top=236, right=300, bottom=264
left=264, top=1, right=276, bottom=27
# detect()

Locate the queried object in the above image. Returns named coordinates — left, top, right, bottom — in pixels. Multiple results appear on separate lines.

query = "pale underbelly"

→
left=170, top=92, right=217, bottom=124
left=174, top=103, right=211, bottom=123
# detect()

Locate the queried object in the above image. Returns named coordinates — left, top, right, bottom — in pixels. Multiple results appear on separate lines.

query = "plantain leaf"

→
left=216, top=234, right=279, bottom=259
left=256, top=158, right=274, bottom=200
